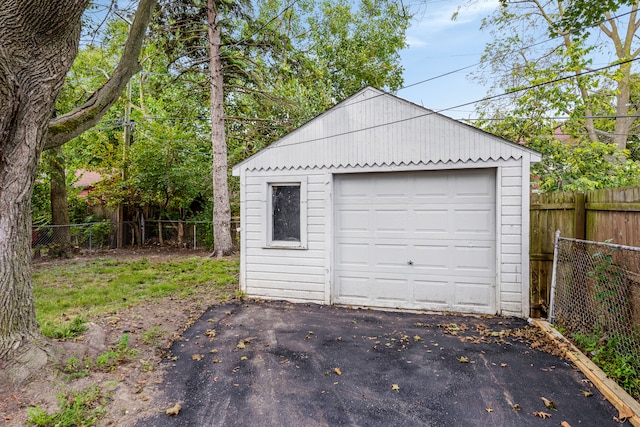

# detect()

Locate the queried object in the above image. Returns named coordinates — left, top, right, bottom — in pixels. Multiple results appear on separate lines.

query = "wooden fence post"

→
left=574, top=192, right=586, bottom=240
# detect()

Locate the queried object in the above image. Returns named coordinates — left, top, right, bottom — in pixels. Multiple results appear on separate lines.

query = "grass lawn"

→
left=32, top=255, right=239, bottom=338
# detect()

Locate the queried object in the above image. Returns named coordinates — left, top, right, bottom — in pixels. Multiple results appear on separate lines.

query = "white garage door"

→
left=334, top=169, right=496, bottom=313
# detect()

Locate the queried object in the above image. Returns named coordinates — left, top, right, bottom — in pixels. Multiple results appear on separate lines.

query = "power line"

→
left=397, top=7, right=639, bottom=97
left=326, top=6, right=639, bottom=116
left=242, top=56, right=640, bottom=156
left=438, top=56, right=640, bottom=113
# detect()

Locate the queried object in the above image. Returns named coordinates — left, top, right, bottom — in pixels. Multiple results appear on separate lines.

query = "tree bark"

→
left=0, top=0, right=88, bottom=376
left=208, top=0, right=234, bottom=257
left=48, top=147, right=73, bottom=257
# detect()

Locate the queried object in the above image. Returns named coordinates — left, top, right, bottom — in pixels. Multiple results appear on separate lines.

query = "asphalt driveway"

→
left=139, top=301, right=619, bottom=426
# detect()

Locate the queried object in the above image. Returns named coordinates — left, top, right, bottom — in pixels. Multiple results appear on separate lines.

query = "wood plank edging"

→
left=532, top=319, right=640, bottom=426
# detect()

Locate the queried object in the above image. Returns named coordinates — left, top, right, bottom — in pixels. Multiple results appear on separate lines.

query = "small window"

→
left=272, top=185, right=300, bottom=242
left=266, top=179, right=307, bottom=249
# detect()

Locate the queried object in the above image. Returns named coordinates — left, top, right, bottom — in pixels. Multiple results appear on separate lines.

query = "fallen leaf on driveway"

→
left=334, top=367, right=342, bottom=376
left=413, top=335, right=423, bottom=341
left=391, top=384, right=400, bottom=391
left=236, top=341, right=246, bottom=349
left=532, top=411, right=551, bottom=419
left=191, top=354, right=203, bottom=361
left=205, top=329, right=216, bottom=339
left=512, top=404, right=520, bottom=411
left=580, top=390, right=592, bottom=397
left=458, top=356, right=469, bottom=363
left=561, top=421, right=572, bottom=427
left=485, top=408, right=493, bottom=413
left=165, top=403, right=181, bottom=416
left=541, top=397, right=556, bottom=410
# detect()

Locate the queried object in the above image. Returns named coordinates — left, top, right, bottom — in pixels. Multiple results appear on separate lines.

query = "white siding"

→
left=241, top=171, right=327, bottom=302
left=499, top=162, right=524, bottom=316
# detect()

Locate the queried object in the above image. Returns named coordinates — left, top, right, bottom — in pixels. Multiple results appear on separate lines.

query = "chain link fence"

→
left=32, top=219, right=239, bottom=257
left=142, top=220, right=215, bottom=248
left=549, top=233, right=640, bottom=397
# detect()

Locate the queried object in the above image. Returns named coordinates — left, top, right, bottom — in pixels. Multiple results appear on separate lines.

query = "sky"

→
left=396, top=0, right=500, bottom=119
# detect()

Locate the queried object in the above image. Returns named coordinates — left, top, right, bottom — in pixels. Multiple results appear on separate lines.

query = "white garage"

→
left=232, top=87, right=541, bottom=317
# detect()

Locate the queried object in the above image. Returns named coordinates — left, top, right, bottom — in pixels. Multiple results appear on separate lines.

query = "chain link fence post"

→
left=548, top=230, right=561, bottom=323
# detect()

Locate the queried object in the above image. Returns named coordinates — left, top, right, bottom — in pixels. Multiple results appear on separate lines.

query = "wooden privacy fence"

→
left=530, top=187, right=640, bottom=317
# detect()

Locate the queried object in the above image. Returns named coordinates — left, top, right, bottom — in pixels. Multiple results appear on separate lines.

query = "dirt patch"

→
left=1, top=250, right=236, bottom=427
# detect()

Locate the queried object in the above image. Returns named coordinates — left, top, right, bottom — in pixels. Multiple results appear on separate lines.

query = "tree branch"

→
left=44, top=0, right=157, bottom=150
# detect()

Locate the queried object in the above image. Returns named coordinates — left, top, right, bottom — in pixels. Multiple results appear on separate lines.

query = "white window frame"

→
left=265, top=177, right=307, bottom=249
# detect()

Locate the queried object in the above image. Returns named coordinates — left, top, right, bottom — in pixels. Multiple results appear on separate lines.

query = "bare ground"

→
left=1, top=248, right=237, bottom=427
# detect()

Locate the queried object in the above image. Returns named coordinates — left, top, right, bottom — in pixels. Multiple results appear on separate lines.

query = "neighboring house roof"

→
left=232, top=87, right=542, bottom=175
left=73, top=170, right=103, bottom=188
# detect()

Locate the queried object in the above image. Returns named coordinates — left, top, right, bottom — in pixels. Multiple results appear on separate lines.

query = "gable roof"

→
left=232, top=87, right=541, bottom=175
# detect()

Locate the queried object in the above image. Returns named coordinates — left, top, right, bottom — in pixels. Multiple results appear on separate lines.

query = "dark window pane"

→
left=272, top=185, right=300, bottom=242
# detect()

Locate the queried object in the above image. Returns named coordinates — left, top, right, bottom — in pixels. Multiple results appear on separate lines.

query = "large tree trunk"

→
left=0, top=0, right=88, bottom=382
left=0, top=0, right=156, bottom=385
left=48, top=147, right=73, bottom=257
left=208, top=0, right=234, bottom=257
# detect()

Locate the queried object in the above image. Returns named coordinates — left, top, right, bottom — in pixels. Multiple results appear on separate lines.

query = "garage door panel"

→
left=337, top=275, right=411, bottom=303
left=454, top=246, right=494, bottom=273
left=374, top=176, right=411, bottom=199
left=412, top=245, right=450, bottom=269
left=413, top=280, right=451, bottom=305
left=334, top=169, right=496, bottom=313
left=414, top=210, right=449, bottom=233
left=373, top=243, right=409, bottom=267
left=412, top=174, right=449, bottom=198
left=336, top=178, right=370, bottom=199
left=454, top=209, right=494, bottom=234
left=453, top=171, right=495, bottom=196
left=371, top=277, right=411, bottom=302
left=374, top=210, right=409, bottom=233
left=453, top=281, right=494, bottom=308
left=336, top=276, right=370, bottom=300
left=336, top=242, right=370, bottom=267
left=337, top=209, right=370, bottom=233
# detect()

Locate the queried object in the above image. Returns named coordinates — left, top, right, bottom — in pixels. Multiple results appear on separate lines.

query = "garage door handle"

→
left=407, top=260, right=413, bottom=265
